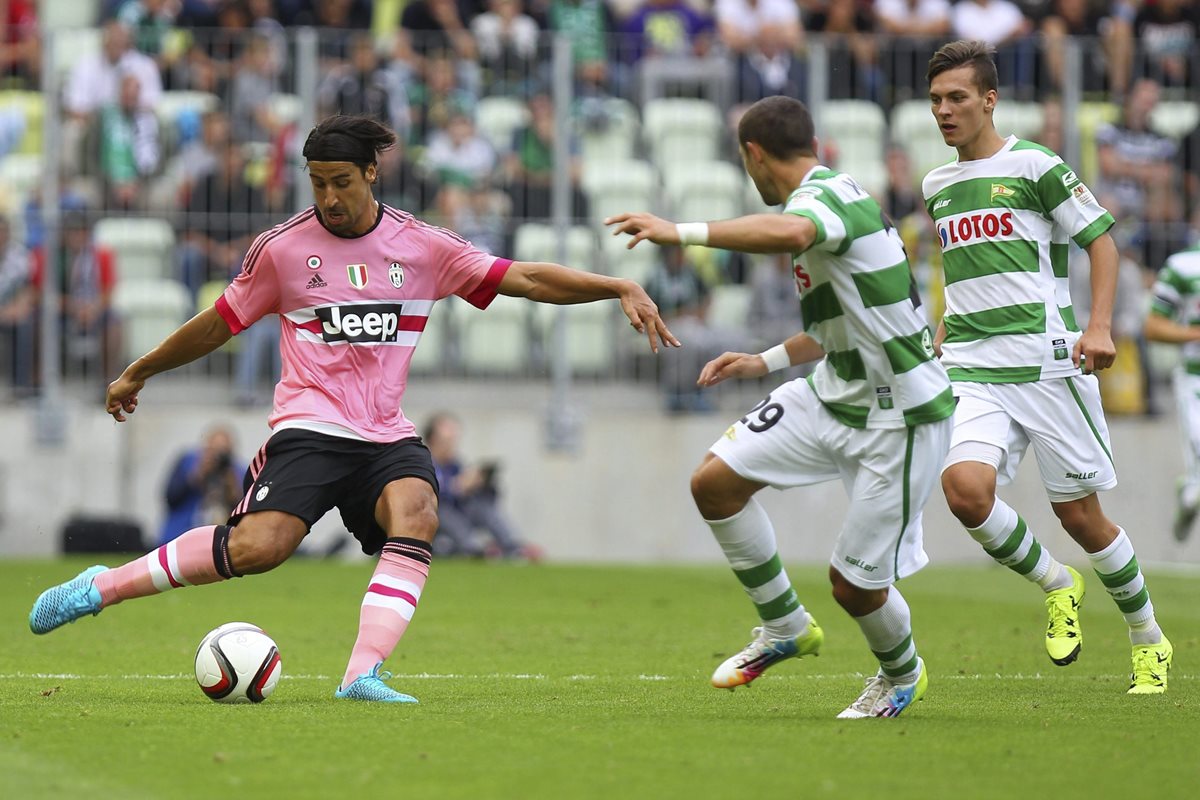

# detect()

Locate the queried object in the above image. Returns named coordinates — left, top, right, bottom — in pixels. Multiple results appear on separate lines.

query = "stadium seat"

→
left=476, top=96, right=530, bottom=154
left=580, top=97, right=641, bottom=163
left=534, top=301, right=618, bottom=376
left=52, top=27, right=102, bottom=78
left=992, top=101, right=1045, bottom=141
left=836, top=152, right=888, bottom=201
left=821, top=100, right=887, bottom=165
left=0, top=91, right=44, bottom=156
left=583, top=159, right=657, bottom=226
left=268, top=93, right=305, bottom=128
left=408, top=299, right=450, bottom=375
left=155, top=91, right=221, bottom=130
left=457, top=293, right=534, bottom=375
left=890, top=100, right=956, bottom=185
left=707, top=283, right=753, bottom=331
left=663, top=160, right=744, bottom=222
left=1151, top=101, right=1200, bottom=140
left=94, top=217, right=177, bottom=283
left=643, top=98, right=724, bottom=171
left=513, top=223, right=598, bottom=270
left=41, top=0, right=101, bottom=30
left=0, top=153, right=42, bottom=211
left=112, top=278, right=192, bottom=364
left=600, top=228, right=658, bottom=284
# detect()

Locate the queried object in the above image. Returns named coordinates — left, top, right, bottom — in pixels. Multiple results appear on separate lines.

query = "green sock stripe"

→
left=1097, top=556, right=1140, bottom=589
left=1012, top=538, right=1043, bottom=576
left=734, top=554, right=784, bottom=589
left=882, top=655, right=920, bottom=678
left=984, top=517, right=1028, bottom=560
left=872, top=634, right=914, bottom=665
left=754, top=588, right=801, bottom=622
left=1114, top=587, right=1150, bottom=614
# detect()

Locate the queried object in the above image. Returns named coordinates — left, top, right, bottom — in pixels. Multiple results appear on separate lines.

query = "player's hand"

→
left=105, top=372, right=145, bottom=422
left=617, top=282, right=681, bottom=353
left=698, top=352, right=769, bottom=387
left=1073, top=327, right=1116, bottom=373
left=604, top=212, right=679, bottom=249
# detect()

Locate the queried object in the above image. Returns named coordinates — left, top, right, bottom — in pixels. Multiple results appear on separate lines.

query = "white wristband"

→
left=759, top=344, right=791, bottom=373
left=676, top=222, right=709, bottom=246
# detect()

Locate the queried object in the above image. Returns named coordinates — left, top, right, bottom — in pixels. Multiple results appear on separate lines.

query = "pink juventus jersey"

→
left=215, top=204, right=511, bottom=442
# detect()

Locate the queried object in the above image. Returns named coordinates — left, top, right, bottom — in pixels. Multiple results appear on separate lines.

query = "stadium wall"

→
left=0, top=383, right=1194, bottom=568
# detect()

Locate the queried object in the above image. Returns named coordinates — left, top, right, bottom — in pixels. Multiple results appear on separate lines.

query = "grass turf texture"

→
left=1, top=558, right=1196, bottom=799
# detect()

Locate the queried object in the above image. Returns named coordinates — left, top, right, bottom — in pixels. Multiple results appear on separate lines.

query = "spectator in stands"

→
left=181, top=141, right=268, bottom=297
left=1134, top=0, right=1200, bottom=88
left=0, top=215, right=35, bottom=395
left=1179, top=124, right=1200, bottom=231
left=32, top=206, right=121, bottom=383
left=99, top=74, right=161, bottom=211
left=293, top=0, right=373, bottom=62
left=116, top=0, right=183, bottom=73
left=0, top=0, right=39, bottom=90
left=644, top=246, right=746, bottom=413
left=423, top=110, right=497, bottom=190
left=159, top=425, right=245, bottom=546
left=882, top=144, right=922, bottom=222
left=319, top=33, right=397, bottom=125
left=154, top=109, right=232, bottom=211
left=1040, top=0, right=1134, bottom=97
left=230, top=33, right=282, bottom=144
left=402, top=0, right=480, bottom=61
left=1037, top=97, right=1065, bottom=155
left=376, top=139, right=438, bottom=214
left=804, top=0, right=883, bottom=102
left=716, top=0, right=805, bottom=105
left=1096, top=77, right=1187, bottom=269
left=747, top=253, right=804, bottom=354
left=620, top=0, right=715, bottom=63
left=874, top=0, right=952, bottom=102
left=547, top=0, right=617, bottom=98
left=408, top=54, right=479, bottom=145
left=949, top=0, right=1035, bottom=90
left=504, top=93, right=588, bottom=222
left=424, top=411, right=542, bottom=561
left=472, top=0, right=541, bottom=96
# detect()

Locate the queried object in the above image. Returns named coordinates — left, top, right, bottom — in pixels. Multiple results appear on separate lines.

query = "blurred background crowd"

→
left=0, top=0, right=1198, bottom=415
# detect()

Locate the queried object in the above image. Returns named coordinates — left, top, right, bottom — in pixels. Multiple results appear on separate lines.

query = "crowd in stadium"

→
left=0, top=0, right=1198, bottom=411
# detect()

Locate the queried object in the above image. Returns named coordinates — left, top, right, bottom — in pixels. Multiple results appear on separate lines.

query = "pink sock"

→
left=94, top=525, right=237, bottom=607
left=341, top=538, right=432, bottom=688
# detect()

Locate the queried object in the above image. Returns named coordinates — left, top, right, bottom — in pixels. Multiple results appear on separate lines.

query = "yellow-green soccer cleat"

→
left=711, top=617, right=824, bottom=689
left=1044, top=566, right=1085, bottom=666
left=1128, top=636, right=1173, bottom=695
left=837, top=657, right=928, bottom=719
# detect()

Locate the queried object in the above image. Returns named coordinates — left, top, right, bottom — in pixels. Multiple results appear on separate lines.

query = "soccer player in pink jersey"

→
left=29, top=115, right=679, bottom=703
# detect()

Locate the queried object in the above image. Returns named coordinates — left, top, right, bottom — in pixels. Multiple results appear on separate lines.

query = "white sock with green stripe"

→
left=966, top=499, right=1072, bottom=592
left=1086, top=529, right=1162, bottom=646
left=854, top=587, right=920, bottom=684
left=705, top=499, right=809, bottom=639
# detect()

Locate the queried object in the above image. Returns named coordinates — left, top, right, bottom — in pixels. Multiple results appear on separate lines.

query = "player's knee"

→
left=828, top=568, right=885, bottom=616
left=228, top=524, right=301, bottom=574
left=942, top=473, right=993, bottom=528
left=1051, top=502, right=1092, bottom=539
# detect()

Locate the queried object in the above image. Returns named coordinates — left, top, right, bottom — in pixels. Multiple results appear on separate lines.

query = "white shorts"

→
left=943, top=376, right=1117, bottom=502
left=1173, top=370, right=1200, bottom=473
left=710, top=379, right=953, bottom=590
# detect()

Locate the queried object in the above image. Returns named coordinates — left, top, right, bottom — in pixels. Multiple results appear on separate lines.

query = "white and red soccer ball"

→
left=194, top=622, right=282, bottom=703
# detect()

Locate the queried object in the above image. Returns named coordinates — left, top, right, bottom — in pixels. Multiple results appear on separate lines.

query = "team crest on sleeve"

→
left=306, top=255, right=322, bottom=270
left=388, top=261, right=404, bottom=289
left=346, top=264, right=368, bottom=289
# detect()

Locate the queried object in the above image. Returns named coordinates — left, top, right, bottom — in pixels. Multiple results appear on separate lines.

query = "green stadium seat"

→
left=112, top=278, right=192, bottom=364
left=476, top=96, right=530, bottom=154
left=94, top=217, right=177, bottom=283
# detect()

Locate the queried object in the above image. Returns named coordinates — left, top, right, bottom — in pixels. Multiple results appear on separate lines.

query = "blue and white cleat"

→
left=837, top=657, right=928, bottom=719
left=29, top=565, right=108, bottom=634
left=334, top=662, right=418, bottom=704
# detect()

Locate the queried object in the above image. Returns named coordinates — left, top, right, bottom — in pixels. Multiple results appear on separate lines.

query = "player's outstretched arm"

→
left=497, top=260, right=680, bottom=353
left=605, top=211, right=817, bottom=255
left=106, top=306, right=234, bottom=421
left=698, top=333, right=824, bottom=387
left=1143, top=312, right=1200, bottom=344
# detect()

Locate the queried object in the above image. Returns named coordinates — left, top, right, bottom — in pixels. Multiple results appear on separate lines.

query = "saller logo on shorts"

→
left=316, top=303, right=404, bottom=343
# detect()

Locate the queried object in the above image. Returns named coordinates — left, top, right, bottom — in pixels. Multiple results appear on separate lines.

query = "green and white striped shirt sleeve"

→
left=784, top=186, right=847, bottom=253
left=1036, top=160, right=1113, bottom=247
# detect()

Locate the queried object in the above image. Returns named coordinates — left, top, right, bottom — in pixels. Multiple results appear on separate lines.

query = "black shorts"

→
left=228, top=428, right=439, bottom=555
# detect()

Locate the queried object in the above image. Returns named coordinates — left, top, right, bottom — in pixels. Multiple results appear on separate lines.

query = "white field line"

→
left=2, top=672, right=1197, bottom=682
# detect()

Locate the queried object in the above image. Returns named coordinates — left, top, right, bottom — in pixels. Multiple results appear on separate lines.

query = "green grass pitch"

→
left=1, top=558, right=1196, bottom=799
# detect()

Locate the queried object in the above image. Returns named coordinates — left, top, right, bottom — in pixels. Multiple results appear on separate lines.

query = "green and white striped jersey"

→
left=1150, top=244, right=1200, bottom=373
left=923, top=135, right=1114, bottom=384
left=784, top=166, right=953, bottom=429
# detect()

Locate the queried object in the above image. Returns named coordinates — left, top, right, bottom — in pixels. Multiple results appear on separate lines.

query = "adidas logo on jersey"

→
left=306, top=273, right=328, bottom=289
left=316, top=303, right=403, bottom=343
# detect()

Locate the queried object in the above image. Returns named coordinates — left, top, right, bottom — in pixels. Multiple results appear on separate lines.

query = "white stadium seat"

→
left=94, top=217, right=177, bottom=283
left=112, top=278, right=192, bottom=363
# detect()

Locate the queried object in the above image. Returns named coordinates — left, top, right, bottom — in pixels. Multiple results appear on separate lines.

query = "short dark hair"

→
left=737, top=96, right=815, bottom=160
left=422, top=411, right=459, bottom=445
left=926, top=40, right=998, bottom=94
left=302, top=114, right=397, bottom=173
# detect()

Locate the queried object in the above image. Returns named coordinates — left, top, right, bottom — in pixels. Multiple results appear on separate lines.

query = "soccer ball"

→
left=194, top=622, right=282, bottom=703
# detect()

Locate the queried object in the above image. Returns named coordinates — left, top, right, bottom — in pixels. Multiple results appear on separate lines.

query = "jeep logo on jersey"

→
left=316, top=303, right=403, bottom=343
left=389, top=262, right=404, bottom=288
left=937, top=211, right=1015, bottom=248
left=346, top=264, right=368, bottom=289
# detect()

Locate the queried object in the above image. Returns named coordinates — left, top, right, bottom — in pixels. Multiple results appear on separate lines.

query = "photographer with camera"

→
left=423, top=412, right=541, bottom=561
left=159, top=426, right=245, bottom=546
